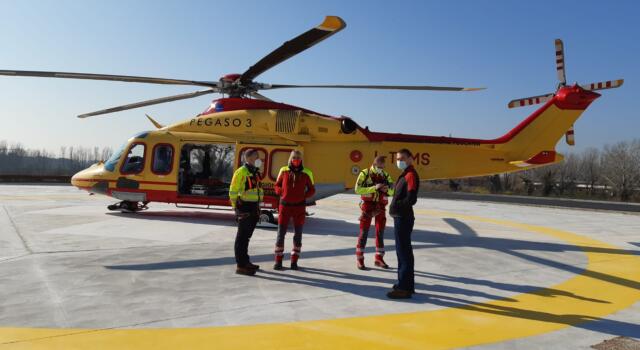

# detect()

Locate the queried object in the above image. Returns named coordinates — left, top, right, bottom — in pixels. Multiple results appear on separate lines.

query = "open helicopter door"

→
left=177, top=142, right=236, bottom=201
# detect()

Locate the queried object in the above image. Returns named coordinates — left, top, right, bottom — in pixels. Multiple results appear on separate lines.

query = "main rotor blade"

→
left=240, top=16, right=346, bottom=84
left=77, top=89, right=217, bottom=118
left=248, top=91, right=273, bottom=101
left=266, top=84, right=485, bottom=91
left=555, top=39, right=566, bottom=85
left=507, top=93, right=554, bottom=108
left=580, top=79, right=624, bottom=91
left=0, top=70, right=217, bottom=88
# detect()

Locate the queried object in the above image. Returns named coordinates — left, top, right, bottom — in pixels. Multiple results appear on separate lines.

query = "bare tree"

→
left=530, top=166, right=556, bottom=196
left=556, top=153, right=579, bottom=195
left=100, top=147, right=113, bottom=161
left=601, top=140, right=640, bottom=201
left=578, top=147, right=601, bottom=196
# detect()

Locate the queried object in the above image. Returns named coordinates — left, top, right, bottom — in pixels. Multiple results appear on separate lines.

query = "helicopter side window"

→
left=121, top=143, right=146, bottom=175
left=269, top=149, right=294, bottom=180
left=152, top=144, right=174, bottom=175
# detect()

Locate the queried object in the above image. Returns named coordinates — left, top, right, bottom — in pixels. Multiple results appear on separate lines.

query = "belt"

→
left=280, top=200, right=306, bottom=206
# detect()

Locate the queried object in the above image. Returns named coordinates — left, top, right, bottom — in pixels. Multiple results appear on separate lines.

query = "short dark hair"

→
left=373, top=155, right=386, bottom=164
left=243, top=148, right=258, bottom=160
left=398, top=148, right=412, bottom=157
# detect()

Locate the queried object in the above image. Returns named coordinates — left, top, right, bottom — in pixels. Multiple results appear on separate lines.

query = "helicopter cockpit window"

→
left=121, top=143, right=146, bottom=174
left=104, top=143, right=127, bottom=172
left=152, top=144, right=173, bottom=175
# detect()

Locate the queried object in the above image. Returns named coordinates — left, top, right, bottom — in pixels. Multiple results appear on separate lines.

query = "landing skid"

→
left=107, top=201, right=149, bottom=213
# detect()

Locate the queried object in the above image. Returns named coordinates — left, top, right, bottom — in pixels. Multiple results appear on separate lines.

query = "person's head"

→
left=288, top=150, right=303, bottom=168
left=243, top=148, right=260, bottom=167
left=372, top=155, right=386, bottom=173
left=396, top=148, right=413, bottom=170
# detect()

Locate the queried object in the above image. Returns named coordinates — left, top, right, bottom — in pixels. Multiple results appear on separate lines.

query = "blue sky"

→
left=0, top=0, right=638, bottom=154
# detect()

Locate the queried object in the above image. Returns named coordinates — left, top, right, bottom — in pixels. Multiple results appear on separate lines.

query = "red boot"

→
left=291, top=254, right=299, bottom=270
left=374, top=255, right=389, bottom=269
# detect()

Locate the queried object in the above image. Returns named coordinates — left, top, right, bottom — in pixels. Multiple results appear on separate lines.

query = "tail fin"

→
left=495, top=85, right=600, bottom=159
left=501, top=38, right=622, bottom=160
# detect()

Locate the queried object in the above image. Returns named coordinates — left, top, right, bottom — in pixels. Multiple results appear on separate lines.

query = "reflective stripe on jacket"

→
left=354, top=166, right=395, bottom=202
left=229, top=164, right=263, bottom=208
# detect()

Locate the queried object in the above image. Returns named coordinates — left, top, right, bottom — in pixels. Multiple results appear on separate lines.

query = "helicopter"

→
left=0, top=16, right=623, bottom=223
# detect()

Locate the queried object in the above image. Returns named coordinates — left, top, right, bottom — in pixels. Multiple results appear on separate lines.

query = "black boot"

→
left=236, top=266, right=257, bottom=276
left=290, top=261, right=299, bottom=270
left=386, top=287, right=412, bottom=299
left=273, top=260, right=283, bottom=270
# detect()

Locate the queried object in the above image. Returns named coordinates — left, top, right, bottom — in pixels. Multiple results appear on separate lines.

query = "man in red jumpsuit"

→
left=274, top=150, right=316, bottom=270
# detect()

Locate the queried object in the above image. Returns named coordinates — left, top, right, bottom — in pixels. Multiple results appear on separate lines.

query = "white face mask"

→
left=396, top=160, right=408, bottom=170
left=254, top=159, right=263, bottom=168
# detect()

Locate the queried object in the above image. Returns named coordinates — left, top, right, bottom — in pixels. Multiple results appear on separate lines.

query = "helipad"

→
left=1, top=185, right=639, bottom=349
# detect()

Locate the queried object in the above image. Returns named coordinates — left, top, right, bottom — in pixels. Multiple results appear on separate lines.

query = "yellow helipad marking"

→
left=1, top=209, right=640, bottom=349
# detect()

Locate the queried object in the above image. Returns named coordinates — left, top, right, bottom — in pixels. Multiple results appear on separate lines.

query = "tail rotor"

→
left=507, top=39, right=624, bottom=146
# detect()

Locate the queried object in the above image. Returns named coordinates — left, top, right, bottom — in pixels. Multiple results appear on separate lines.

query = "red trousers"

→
left=356, top=201, right=386, bottom=260
left=275, top=205, right=306, bottom=262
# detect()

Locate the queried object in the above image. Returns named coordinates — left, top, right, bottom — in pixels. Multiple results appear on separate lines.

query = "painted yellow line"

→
left=1, top=209, right=639, bottom=349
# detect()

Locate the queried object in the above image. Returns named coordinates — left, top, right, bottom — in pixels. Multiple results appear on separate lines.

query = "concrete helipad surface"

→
left=1, top=184, right=639, bottom=349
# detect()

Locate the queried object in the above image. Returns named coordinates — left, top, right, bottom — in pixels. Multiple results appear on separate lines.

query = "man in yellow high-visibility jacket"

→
left=354, top=155, right=394, bottom=270
left=229, top=148, right=264, bottom=276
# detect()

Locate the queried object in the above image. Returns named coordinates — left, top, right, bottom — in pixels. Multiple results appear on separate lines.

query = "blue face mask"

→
left=396, top=160, right=408, bottom=170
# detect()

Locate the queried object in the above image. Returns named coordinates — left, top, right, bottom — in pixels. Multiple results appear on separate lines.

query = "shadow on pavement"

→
left=103, top=208, right=640, bottom=338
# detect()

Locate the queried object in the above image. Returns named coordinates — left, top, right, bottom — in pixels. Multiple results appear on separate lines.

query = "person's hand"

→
left=375, top=183, right=385, bottom=190
left=236, top=212, right=250, bottom=222
left=235, top=208, right=250, bottom=220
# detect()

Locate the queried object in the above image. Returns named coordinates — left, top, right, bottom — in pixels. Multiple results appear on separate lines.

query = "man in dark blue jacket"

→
left=387, top=148, right=420, bottom=299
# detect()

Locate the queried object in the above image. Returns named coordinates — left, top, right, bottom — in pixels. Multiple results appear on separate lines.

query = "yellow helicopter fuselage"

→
left=71, top=85, right=598, bottom=209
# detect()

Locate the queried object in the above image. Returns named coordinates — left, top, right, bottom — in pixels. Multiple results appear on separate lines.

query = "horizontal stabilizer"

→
left=509, top=151, right=558, bottom=167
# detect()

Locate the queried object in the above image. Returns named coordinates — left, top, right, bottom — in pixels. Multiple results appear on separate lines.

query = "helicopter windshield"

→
left=104, top=143, right=127, bottom=172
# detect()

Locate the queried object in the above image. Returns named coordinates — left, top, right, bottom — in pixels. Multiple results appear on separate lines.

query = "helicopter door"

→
left=178, top=143, right=235, bottom=197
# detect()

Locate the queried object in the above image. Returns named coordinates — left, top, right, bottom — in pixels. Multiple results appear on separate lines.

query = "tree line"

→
left=0, top=140, right=113, bottom=176
left=444, top=139, right=640, bottom=202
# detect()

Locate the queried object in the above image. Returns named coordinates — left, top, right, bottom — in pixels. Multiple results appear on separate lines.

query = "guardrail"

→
left=421, top=191, right=640, bottom=213
left=0, top=175, right=71, bottom=183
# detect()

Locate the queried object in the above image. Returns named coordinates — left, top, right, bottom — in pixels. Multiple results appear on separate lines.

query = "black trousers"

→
left=234, top=202, right=259, bottom=267
left=393, top=216, right=415, bottom=292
